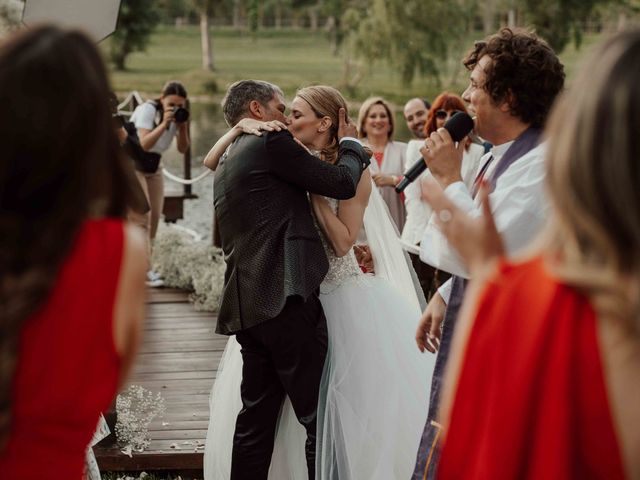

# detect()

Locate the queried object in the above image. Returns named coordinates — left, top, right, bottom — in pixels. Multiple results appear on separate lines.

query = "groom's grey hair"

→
left=222, top=80, right=284, bottom=127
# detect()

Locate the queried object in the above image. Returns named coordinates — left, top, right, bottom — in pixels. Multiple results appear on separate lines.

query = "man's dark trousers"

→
left=231, top=294, right=328, bottom=480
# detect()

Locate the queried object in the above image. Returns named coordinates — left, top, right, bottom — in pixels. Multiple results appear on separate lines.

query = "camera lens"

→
left=172, top=107, right=189, bottom=123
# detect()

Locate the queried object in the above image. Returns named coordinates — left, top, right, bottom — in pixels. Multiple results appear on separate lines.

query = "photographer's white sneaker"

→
left=146, top=270, right=164, bottom=288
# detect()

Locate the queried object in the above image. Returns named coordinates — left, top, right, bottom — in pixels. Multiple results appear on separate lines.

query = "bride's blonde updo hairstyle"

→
left=295, top=85, right=348, bottom=163
left=543, top=29, right=640, bottom=326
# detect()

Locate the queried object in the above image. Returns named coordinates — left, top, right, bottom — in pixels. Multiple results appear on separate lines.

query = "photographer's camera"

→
left=172, top=106, right=189, bottom=123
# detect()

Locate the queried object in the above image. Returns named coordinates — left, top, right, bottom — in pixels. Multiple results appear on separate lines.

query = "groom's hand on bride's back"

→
left=337, top=107, right=358, bottom=140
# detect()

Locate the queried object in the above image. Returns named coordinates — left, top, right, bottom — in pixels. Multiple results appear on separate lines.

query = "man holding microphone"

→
left=412, top=28, right=565, bottom=480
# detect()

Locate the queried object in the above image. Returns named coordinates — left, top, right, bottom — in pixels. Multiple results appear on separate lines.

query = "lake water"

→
left=161, top=102, right=414, bottom=241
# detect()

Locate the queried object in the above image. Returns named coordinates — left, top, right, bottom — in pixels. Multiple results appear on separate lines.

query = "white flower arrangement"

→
left=151, top=223, right=226, bottom=312
left=0, top=0, right=23, bottom=33
left=115, top=385, right=166, bottom=453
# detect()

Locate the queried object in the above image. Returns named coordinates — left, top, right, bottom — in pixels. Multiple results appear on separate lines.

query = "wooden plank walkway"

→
left=96, top=288, right=227, bottom=472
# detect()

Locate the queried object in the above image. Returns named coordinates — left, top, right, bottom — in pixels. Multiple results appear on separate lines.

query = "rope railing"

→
left=116, top=91, right=145, bottom=116
left=161, top=166, right=212, bottom=185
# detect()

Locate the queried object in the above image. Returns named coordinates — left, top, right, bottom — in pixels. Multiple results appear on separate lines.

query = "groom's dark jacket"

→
left=213, top=130, right=370, bottom=335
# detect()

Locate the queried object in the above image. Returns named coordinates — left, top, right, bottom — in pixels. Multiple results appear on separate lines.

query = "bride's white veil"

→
left=363, top=180, right=427, bottom=311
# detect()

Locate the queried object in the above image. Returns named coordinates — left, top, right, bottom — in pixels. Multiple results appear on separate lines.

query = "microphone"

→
left=395, top=112, right=474, bottom=193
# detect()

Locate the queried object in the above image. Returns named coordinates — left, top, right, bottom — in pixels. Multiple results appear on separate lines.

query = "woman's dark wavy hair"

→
left=463, top=28, right=565, bottom=128
left=0, top=25, right=135, bottom=445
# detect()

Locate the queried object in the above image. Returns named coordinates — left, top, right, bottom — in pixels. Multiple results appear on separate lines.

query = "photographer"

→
left=130, top=81, right=190, bottom=287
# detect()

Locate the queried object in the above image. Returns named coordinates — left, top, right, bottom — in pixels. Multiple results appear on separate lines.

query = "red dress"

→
left=0, top=219, right=124, bottom=479
left=438, top=257, right=626, bottom=479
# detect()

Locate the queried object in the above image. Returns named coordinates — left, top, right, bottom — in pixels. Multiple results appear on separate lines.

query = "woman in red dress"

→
left=0, top=26, right=147, bottom=478
left=421, top=30, right=640, bottom=479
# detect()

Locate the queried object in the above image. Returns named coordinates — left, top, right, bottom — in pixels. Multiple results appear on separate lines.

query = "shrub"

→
left=151, top=224, right=225, bottom=312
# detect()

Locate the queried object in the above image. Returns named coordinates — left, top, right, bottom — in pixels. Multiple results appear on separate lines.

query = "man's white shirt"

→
left=420, top=141, right=550, bottom=303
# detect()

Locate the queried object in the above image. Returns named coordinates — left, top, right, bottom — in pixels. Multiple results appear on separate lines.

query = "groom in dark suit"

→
left=213, top=80, right=370, bottom=480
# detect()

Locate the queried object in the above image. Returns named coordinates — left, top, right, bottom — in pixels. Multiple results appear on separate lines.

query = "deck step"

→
left=94, top=288, right=223, bottom=473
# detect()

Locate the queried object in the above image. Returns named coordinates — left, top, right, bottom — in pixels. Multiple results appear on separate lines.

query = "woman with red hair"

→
left=404, top=92, right=484, bottom=299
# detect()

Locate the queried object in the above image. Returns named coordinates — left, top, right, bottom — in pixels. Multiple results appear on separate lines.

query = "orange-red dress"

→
left=438, top=257, right=626, bottom=480
left=0, top=219, right=124, bottom=479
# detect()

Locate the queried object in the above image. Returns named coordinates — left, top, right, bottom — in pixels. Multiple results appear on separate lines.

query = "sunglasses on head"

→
left=435, top=109, right=463, bottom=120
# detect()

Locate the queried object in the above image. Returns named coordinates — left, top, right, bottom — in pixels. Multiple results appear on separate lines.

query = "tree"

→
left=248, top=0, right=260, bottom=38
left=110, top=0, right=160, bottom=71
left=232, top=0, right=243, bottom=29
left=270, top=0, right=292, bottom=28
left=191, top=0, right=219, bottom=70
left=345, top=0, right=476, bottom=86
left=519, top=0, right=614, bottom=52
left=322, top=0, right=352, bottom=56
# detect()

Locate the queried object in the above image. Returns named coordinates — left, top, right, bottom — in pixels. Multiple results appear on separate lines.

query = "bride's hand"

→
left=235, top=118, right=287, bottom=136
left=337, top=107, right=358, bottom=139
left=354, top=244, right=374, bottom=273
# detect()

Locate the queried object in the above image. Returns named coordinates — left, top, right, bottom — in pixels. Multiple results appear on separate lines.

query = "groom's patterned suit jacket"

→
left=213, top=130, right=370, bottom=335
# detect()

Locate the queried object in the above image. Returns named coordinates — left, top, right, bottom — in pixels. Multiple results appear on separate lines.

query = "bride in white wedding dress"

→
left=203, top=85, right=435, bottom=480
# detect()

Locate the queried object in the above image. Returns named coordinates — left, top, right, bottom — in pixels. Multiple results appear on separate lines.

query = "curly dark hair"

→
left=463, top=28, right=565, bottom=128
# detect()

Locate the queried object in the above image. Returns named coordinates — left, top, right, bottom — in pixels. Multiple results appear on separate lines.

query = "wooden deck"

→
left=95, top=288, right=227, bottom=472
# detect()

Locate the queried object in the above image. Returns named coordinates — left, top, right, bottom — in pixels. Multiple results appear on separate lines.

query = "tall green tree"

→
left=191, top=0, right=220, bottom=70
left=322, top=0, right=353, bottom=55
left=345, top=0, right=476, bottom=86
left=248, top=0, right=260, bottom=38
left=520, top=0, right=615, bottom=52
left=110, top=0, right=160, bottom=71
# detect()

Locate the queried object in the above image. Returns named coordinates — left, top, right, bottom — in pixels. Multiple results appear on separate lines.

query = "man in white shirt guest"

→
left=403, top=98, right=430, bottom=140
left=411, top=28, right=565, bottom=480
left=401, top=98, right=433, bottom=298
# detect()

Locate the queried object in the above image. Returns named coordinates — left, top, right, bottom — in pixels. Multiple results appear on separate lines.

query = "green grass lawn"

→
left=105, top=26, right=446, bottom=101
left=105, top=25, right=609, bottom=104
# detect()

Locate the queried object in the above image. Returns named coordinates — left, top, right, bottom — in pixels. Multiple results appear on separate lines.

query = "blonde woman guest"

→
left=130, top=81, right=190, bottom=286
left=357, top=97, right=407, bottom=232
left=424, top=29, right=640, bottom=480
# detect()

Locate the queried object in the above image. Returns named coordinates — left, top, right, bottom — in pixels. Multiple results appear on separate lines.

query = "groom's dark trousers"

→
left=233, top=294, right=327, bottom=479
left=213, top=129, right=370, bottom=480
